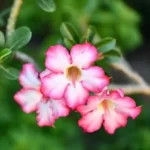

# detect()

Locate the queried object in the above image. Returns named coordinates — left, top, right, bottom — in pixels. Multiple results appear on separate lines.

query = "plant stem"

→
left=109, top=84, right=150, bottom=96
left=6, top=0, right=40, bottom=71
left=6, top=0, right=24, bottom=37
left=14, top=51, right=40, bottom=71
left=110, top=57, right=150, bottom=96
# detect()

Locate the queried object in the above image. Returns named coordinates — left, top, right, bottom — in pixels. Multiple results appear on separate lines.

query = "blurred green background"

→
left=0, top=0, right=150, bottom=149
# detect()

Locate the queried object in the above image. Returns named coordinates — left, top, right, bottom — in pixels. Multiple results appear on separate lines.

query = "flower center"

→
left=66, top=66, right=81, bottom=86
left=98, top=100, right=114, bottom=114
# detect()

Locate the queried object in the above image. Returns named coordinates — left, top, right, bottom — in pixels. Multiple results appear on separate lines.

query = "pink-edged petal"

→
left=45, top=45, right=71, bottom=73
left=36, top=101, right=55, bottom=126
left=14, top=89, right=41, bottom=113
left=87, top=96, right=101, bottom=108
left=76, top=105, right=91, bottom=115
left=77, top=96, right=100, bottom=115
left=51, top=99, right=70, bottom=118
left=117, top=88, right=124, bottom=97
left=103, top=110, right=127, bottom=134
left=108, top=91, right=122, bottom=99
left=114, top=97, right=137, bottom=108
left=19, top=63, right=40, bottom=89
left=97, top=87, right=109, bottom=97
left=70, top=43, right=98, bottom=69
left=41, top=73, right=68, bottom=99
left=40, top=69, right=51, bottom=78
left=78, top=110, right=103, bottom=133
left=64, top=82, right=89, bottom=109
left=116, top=106, right=141, bottom=119
left=81, top=66, right=110, bottom=93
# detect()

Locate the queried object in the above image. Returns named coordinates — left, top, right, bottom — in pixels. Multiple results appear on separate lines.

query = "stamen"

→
left=66, top=66, right=81, bottom=86
left=98, top=100, right=114, bottom=114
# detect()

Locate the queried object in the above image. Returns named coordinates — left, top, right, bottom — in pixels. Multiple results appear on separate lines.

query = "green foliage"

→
left=0, top=65, right=19, bottom=80
left=0, top=48, right=11, bottom=64
left=60, top=22, right=80, bottom=44
left=95, top=38, right=116, bottom=53
left=36, top=0, right=56, bottom=12
left=90, top=0, right=142, bottom=50
left=0, top=0, right=147, bottom=150
left=63, top=38, right=76, bottom=50
left=6, top=26, right=32, bottom=51
left=18, top=0, right=141, bottom=51
left=81, top=26, right=96, bottom=43
left=0, top=31, right=5, bottom=48
left=0, top=8, right=10, bottom=27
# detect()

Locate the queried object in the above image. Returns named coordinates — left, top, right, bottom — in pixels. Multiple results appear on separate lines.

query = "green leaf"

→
left=0, top=31, right=5, bottom=47
left=0, top=8, right=10, bottom=27
left=0, top=48, right=11, bottom=63
left=0, top=65, right=19, bottom=80
left=81, top=26, right=96, bottom=43
left=60, top=22, right=79, bottom=43
left=36, top=0, right=56, bottom=12
left=64, top=38, right=76, bottom=50
left=95, top=59, right=110, bottom=73
left=6, top=26, right=32, bottom=51
left=95, top=38, right=116, bottom=53
left=104, top=49, right=121, bottom=57
left=96, top=49, right=122, bottom=66
left=104, top=49, right=122, bottom=63
left=104, top=56, right=121, bottom=63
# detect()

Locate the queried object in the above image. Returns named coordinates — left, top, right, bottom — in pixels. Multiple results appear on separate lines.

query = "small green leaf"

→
left=60, top=22, right=79, bottom=43
left=0, top=48, right=11, bottom=63
left=6, top=26, right=32, bottom=51
left=81, top=26, right=96, bottom=43
left=64, top=38, right=76, bottom=50
left=104, top=49, right=121, bottom=57
left=96, top=49, right=122, bottom=65
left=0, top=8, right=10, bottom=27
left=0, top=65, right=19, bottom=80
left=104, top=56, right=121, bottom=63
left=0, top=31, right=5, bottom=47
left=36, top=0, right=56, bottom=12
left=104, top=49, right=122, bottom=63
left=95, top=38, right=116, bottom=52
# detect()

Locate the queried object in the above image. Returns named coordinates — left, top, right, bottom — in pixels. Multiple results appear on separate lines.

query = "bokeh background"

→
left=0, top=0, right=150, bottom=149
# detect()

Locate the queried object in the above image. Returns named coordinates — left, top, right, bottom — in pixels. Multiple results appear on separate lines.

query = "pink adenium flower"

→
left=14, top=64, right=69, bottom=126
left=77, top=88, right=141, bottom=134
left=41, top=43, right=109, bottom=109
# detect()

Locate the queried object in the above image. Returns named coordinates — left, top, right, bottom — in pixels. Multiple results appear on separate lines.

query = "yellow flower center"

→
left=98, top=100, right=114, bottom=114
left=66, top=66, right=81, bottom=86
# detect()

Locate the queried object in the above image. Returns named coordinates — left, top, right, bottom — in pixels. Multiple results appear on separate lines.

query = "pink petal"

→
left=97, top=87, right=109, bottom=97
left=108, top=91, right=122, bottom=99
left=40, top=69, right=51, bottom=78
left=114, top=97, right=137, bottom=108
left=87, top=96, right=102, bottom=106
left=77, top=96, right=100, bottom=115
left=76, top=105, right=91, bottom=115
left=14, top=89, right=41, bottom=113
left=70, top=43, right=98, bottom=69
left=41, top=73, right=68, bottom=99
left=36, top=101, right=55, bottom=126
left=116, top=106, right=141, bottom=119
left=64, top=82, right=89, bottom=109
left=50, top=99, right=70, bottom=118
left=19, top=63, right=40, bottom=89
left=103, top=109, right=127, bottom=134
left=78, top=110, right=103, bottom=133
left=81, top=66, right=110, bottom=93
left=45, top=45, right=71, bottom=73
left=117, top=88, right=124, bottom=97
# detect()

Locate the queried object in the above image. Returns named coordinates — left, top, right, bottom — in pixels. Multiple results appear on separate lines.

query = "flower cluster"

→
left=14, top=43, right=141, bottom=134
